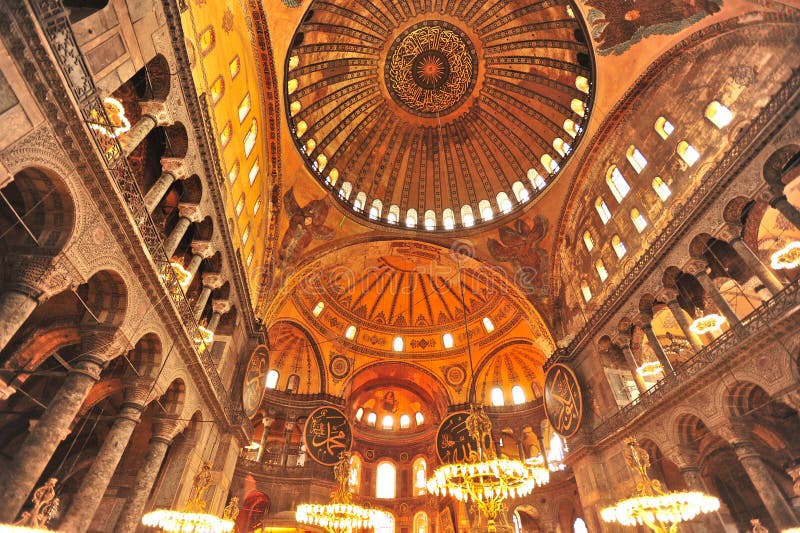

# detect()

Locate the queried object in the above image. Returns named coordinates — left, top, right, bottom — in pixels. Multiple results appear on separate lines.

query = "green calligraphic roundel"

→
left=303, top=406, right=353, bottom=466
left=436, top=411, right=480, bottom=464
left=241, top=345, right=268, bottom=419
left=543, top=363, right=583, bottom=438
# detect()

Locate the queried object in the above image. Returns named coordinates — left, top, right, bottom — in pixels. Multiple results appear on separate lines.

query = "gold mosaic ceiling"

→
left=284, top=0, right=594, bottom=231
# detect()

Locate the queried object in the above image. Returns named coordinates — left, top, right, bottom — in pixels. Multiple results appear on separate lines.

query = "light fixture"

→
left=170, top=261, right=192, bottom=288
left=88, top=97, right=132, bottom=138
left=689, top=313, right=726, bottom=335
left=601, top=438, right=719, bottom=533
left=195, top=325, right=214, bottom=345
left=770, top=241, right=800, bottom=270
left=244, top=442, right=261, bottom=450
left=142, top=463, right=237, bottom=533
left=1, top=478, right=59, bottom=531
left=296, top=452, right=389, bottom=533
left=636, top=361, right=663, bottom=378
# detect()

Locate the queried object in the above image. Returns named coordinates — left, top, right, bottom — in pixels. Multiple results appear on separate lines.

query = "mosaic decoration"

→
left=304, top=406, right=353, bottom=466
left=488, top=215, right=550, bottom=300
left=543, top=363, right=583, bottom=437
left=241, top=345, right=268, bottom=418
left=279, top=187, right=334, bottom=265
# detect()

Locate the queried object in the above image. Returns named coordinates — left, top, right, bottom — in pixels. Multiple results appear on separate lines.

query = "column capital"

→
left=139, top=100, right=172, bottom=126
left=684, top=259, right=709, bottom=277
left=613, top=333, right=632, bottom=349
left=713, top=419, right=753, bottom=449
left=634, top=312, right=654, bottom=329
left=202, top=272, right=224, bottom=290
left=151, top=416, right=182, bottom=442
left=5, top=253, right=81, bottom=302
left=159, top=157, right=190, bottom=180
left=659, top=287, right=680, bottom=304
left=719, top=222, right=744, bottom=242
left=664, top=444, right=700, bottom=470
left=178, top=203, right=203, bottom=222
left=190, top=240, right=215, bottom=259
left=211, top=299, right=231, bottom=315
left=79, top=326, right=128, bottom=361
left=123, top=377, right=154, bottom=406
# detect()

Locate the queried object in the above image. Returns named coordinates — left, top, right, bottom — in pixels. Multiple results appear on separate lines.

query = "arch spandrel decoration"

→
left=543, top=363, right=583, bottom=438
left=303, top=406, right=353, bottom=466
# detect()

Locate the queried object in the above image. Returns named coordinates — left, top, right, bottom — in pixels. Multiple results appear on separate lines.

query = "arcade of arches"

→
left=0, top=1, right=799, bottom=533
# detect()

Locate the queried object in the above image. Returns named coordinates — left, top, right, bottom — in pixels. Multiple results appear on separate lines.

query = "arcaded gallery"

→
left=0, top=0, right=799, bottom=532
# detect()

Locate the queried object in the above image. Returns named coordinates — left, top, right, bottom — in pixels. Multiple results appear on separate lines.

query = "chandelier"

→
left=142, top=463, right=237, bottom=533
left=770, top=241, right=800, bottom=270
left=601, top=438, right=719, bottom=533
left=427, top=404, right=549, bottom=532
left=0, top=478, right=59, bottom=532
left=689, top=313, right=726, bottom=335
left=296, top=452, right=389, bottom=533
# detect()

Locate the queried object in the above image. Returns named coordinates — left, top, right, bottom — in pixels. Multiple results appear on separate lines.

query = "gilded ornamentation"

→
left=387, top=23, right=476, bottom=116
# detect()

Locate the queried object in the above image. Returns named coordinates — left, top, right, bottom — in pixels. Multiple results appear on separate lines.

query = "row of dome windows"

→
left=312, top=302, right=496, bottom=345
left=491, top=385, right=528, bottom=406
left=579, top=101, right=734, bottom=301
left=287, top=60, right=589, bottom=229
left=354, top=409, right=425, bottom=430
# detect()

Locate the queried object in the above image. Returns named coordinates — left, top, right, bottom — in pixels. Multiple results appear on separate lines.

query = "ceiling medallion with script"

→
left=386, top=22, right=477, bottom=116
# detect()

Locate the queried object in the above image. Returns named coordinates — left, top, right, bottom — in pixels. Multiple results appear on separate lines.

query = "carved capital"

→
left=178, top=203, right=203, bottom=222
left=123, top=377, right=154, bottom=406
left=719, top=222, right=744, bottom=242
left=683, top=259, right=709, bottom=277
left=160, top=157, right=190, bottom=180
left=190, top=240, right=214, bottom=259
left=211, top=299, right=231, bottom=315
left=152, top=416, right=182, bottom=441
left=5, top=253, right=81, bottom=301
left=659, top=287, right=680, bottom=303
left=613, top=333, right=632, bottom=349
left=634, top=312, right=654, bottom=329
left=665, top=444, right=700, bottom=469
left=202, top=272, right=224, bottom=290
left=139, top=100, right=172, bottom=126
left=79, top=326, right=127, bottom=361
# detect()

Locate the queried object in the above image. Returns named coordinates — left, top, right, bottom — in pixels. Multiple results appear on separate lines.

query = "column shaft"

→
left=59, top=404, right=142, bottom=532
left=771, top=196, right=800, bottom=230
left=642, top=324, right=675, bottom=374
left=0, top=357, right=104, bottom=523
left=186, top=254, right=203, bottom=279
left=207, top=311, right=222, bottom=333
left=680, top=466, right=735, bottom=532
left=257, top=421, right=272, bottom=462
left=730, top=238, right=784, bottom=295
left=735, top=443, right=798, bottom=530
left=164, top=216, right=192, bottom=258
left=120, top=115, right=158, bottom=156
left=620, top=344, right=648, bottom=393
left=113, top=437, right=171, bottom=533
left=194, top=286, right=212, bottom=320
left=696, top=271, right=741, bottom=327
left=0, top=290, right=39, bottom=353
left=144, top=171, right=176, bottom=214
left=667, top=300, right=704, bottom=350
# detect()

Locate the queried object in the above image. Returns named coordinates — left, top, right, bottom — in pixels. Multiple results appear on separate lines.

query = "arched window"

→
left=479, top=200, right=493, bottom=221
left=287, top=78, right=298, bottom=95
left=344, top=325, right=357, bottom=340
left=228, top=160, right=239, bottom=184
left=295, top=120, right=307, bottom=138
left=677, top=141, right=700, bottom=166
left=442, top=332, right=454, bottom=348
left=353, top=192, right=367, bottom=211
left=606, top=165, right=630, bottom=203
left=400, top=414, right=410, bottom=429
left=376, top=461, right=396, bottom=498
left=248, top=159, right=260, bottom=186
left=414, top=512, right=429, bottom=533
left=393, top=336, right=403, bottom=352
left=415, top=412, right=424, bottom=425
left=286, top=374, right=300, bottom=393
left=199, top=26, right=215, bottom=56
left=375, top=512, right=395, bottom=533
left=652, top=176, right=671, bottom=201
left=442, top=208, right=455, bottom=230
left=369, top=199, right=382, bottom=220
left=461, top=205, right=475, bottom=227
left=219, top=121, right=232, bottom=148
left=244, top=119, right=258, bottom=157
left=512, top=385, right=525, bottom=405
left=238, top=94, right=252, bottom=123
left=626, top=145, right=647, bottom=174
left=413, top=458, right=427, bottom=495
left=631, top=208, right=648, bottom=232
left=424, top=210, right=436, bottom=230
left=512, top=181, right=529, bottom=203
left=367, top=412, right=377, bottom=426
left=290, top=101, right=301, bottom=117
left=581, top=281, right=592, bottom=302
left=705, top=101, right=733, bottom=129
left=570, top=98, right=585, bottom=117
left=547, top=432, right=566, bottom=465
left=382, top=415, right=394, bottom=430
left=553, top=137, right=571, bottom=157
left=491, top=387, right=505, bottom=406
left=288, top=55, right=300, bottom=70
left=575, top=75, right=590, bottom=94
left=595, top=197, right=612, bottom=224
left=482, top=317, right=495, bottom=332
left=654, top=116, right=674, bottom=139
left=583, top=230, right=595, bottom=252
left=528, top=168, right=546, bottom=190
left=541, top=154, right=559, bottom=174
left=496, top=191, right=512, bottom=213
left=355, top=407, right=364, bottom=421
left=612, top=235, right=627, bottom=258
left=265, top=369, right=279, bottom=389
left=229, top=56, right=241, bottom=79
left=405, top=208, right=418, bottom=228
left=339, top=181, right=353, bottom=200
left=596, top=259, right=608, bottom=281
left=387, top=205, right=400, bottom=224
left=563, top=119, right=580, bottom=138
left=210, top=77, right=224, bottom=105
left=349, top=455, right=362, bottom=492
left=574, top=518, right=588, bottom=533
left=325, top=168, right=339, bottom=186
left=235, top=194, right=245, bottom=216
left=315, top=154, right=327, bottom=172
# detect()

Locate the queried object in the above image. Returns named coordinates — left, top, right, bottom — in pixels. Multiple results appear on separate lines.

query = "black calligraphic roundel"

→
left=436, top=412, right=480, bottom=464
left=241, top=345, right=268, bottom=419
left=543, top=363, right=583, bottom=438
left=303, top=406, right=353, bottom=466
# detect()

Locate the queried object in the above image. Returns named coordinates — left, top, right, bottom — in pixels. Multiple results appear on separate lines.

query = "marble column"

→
left=186, top=241, right=214, bottom=280
left=665, top=298, right=704, bottom=351
left=143, top=158, right=189, bottom=214
left=0, top=353, right=109, bottom=523
left=786, top=460, right=800, bottom=514
left=193, top=273, right=224, bottom=320
left=692, top=267, right=741, bottom=328
left=114, top=417, right=180, bottom=533
left=725, top=425, right=799, bottom=530
left=207, top=299, right=231, bottom=333
left=256, top=417, right=274, bottom=462
left=669, top=446, right=736, bottom=532
left=59, top=379, right=151, bottom=532
left=616, top=338, right=648, bottom=393
left=163, top=203, right=202, bottom=258
left=282, top=421, right=295, bottom=467
left=0, top=254, right=75, bottom=353
left=638, top=313, right=675, bottom=375
left=120, top=101, right=169, bottom=156
left=771, top=195, right=800, bottom=230
left=727, top=235, right=784, bottom=295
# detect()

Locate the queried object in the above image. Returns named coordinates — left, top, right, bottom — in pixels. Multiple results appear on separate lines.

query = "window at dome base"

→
left=654, top=116, right=675, bottom=139
left=512, top=385, right=525, bottom=405
left=393, top=336, right=404, bottom=352
left=345, top=325, right=357, bottom=340
left=460, top=205, right=474, bottom=227
left=376, top=462, right=396, bottom=499
left=583, top=230, right=595, bottom=252
left=677, top=141, right=700, bottom=166
left=596, top=259, right=608, bottom=281
left=442, top=332, right=454, bottom=348
left=491, top=387, right=504, bottom=406
left=612, top=235, right=627, bottom=258
left=355, top=192, right=368, bottom=212
left=652, top=176, right=671, bottom=201
left=312, top=301, right=325, bottom=317
left=382, top=415, right=394, bottom=430
left=367, top=412, right=377, bottom=426
left=482, top=317, right=495, bottom=333
left=705, top=100, right=733, bottom=129
left=443, top=208, right=455, bottom=229
left=265, top=369, right=279, bottom=389
left=595, top=197, right=612, bottom=224
left=415, top=412, right=424, bottom=425
left=400, top=414, right=410, bottom=429
left=355, top=407, right=364, bottom=421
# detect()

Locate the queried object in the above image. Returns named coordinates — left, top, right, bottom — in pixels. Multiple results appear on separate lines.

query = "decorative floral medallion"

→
left=386, top=22, right=477, bottom=116
left=329, top=354, right=351, bottom=379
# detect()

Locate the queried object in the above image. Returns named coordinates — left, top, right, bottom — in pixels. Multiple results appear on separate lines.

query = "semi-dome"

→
left=285, top=0, right=594, bottom=231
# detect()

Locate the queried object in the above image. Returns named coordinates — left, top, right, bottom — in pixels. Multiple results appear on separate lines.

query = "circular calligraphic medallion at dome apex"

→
left=241, top=345, right=268, bottom=418
left=386, top=22, right=477, bottom=117
left=303, top=406, right=353, bottom=466
left=543, top=363, right=583, bottom=438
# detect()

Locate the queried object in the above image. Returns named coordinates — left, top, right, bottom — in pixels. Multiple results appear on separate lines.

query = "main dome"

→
left=285, top=0, right=594, bottom=231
